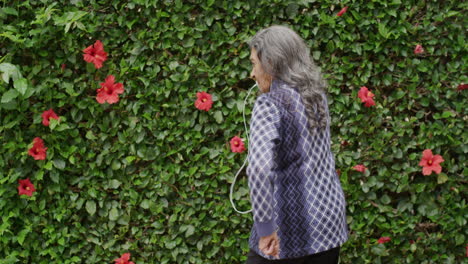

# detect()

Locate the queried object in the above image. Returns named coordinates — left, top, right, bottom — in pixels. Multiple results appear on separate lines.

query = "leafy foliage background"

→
left=0, top=0, right=466, bottom=263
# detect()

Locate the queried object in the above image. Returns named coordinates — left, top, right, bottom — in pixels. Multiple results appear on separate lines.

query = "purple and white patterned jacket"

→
left=247, top=79, right=349, bottom=260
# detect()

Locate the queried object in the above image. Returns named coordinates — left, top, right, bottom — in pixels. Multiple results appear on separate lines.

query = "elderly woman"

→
left=245, top=25, right=349, bottom=264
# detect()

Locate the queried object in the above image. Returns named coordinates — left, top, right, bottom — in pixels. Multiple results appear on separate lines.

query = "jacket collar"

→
left=269, top=78, right=284, bottom=93
left=269, top=79, right=295, bottom=93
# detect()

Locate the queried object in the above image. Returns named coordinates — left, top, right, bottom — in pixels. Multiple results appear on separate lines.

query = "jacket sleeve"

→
left=247, top=95, right=281, bottom=237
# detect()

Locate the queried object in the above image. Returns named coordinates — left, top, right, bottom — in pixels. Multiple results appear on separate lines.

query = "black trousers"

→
left=245, top=246, right=340, bottom=264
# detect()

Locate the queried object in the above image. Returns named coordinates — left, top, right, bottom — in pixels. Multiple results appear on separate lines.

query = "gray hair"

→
left=248, top=25, right=328, bottom=131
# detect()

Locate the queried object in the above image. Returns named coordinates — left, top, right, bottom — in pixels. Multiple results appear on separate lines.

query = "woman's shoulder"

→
left=260, top=81, right=300, bottom=110
left=255, top=93, right=278, bottom=109
left=270, top=79, right=296, bottom=93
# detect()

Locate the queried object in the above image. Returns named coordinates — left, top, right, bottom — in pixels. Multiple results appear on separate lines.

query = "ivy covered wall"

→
left=0, top=0, right=466, bottom=263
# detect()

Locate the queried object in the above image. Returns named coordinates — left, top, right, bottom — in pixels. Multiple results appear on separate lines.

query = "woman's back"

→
left=247, top=79, right=349, bottom=260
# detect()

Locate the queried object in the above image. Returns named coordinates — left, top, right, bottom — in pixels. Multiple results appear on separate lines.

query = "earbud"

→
left=229, top=82, right=257, bottom=214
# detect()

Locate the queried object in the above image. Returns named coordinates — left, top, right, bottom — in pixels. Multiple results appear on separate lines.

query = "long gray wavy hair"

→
left=248, top=25, right=328, bottom=131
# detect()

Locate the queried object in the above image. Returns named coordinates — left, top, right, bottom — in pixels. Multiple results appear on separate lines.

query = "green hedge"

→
left=1, top=0, right=466, bottom=263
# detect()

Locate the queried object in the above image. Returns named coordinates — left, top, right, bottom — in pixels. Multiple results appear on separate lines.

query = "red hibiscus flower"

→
left=28, top=137, right=47, bottom=160
left=357, top=86, right=375, bottom=107
left=336, top=169, right=341, bottom=176
left=457, top=83, right=467, bottom=91
left=194, top=91, right=213, bottom=111
left=61, top=64, right=66, bottom=71
left=353, top=164, right=366, bottom=173
left=83, top=40, right=108, bottom=69
left=414, top=44, right=424, bottom=55
left=96, top=75, right=125, bottom=104
left=41, top=108, right=60, bottom=126
left=18, top=178, right=36, bottom=197
left=337, top=6, right=348, bottom=17
left=377, top=236, right=391, bottom=244
left=114, top=253, right=134, bottom=264
left=230, top=136, right=246, bottom=153
left=418, top=149, right=444, bottom=175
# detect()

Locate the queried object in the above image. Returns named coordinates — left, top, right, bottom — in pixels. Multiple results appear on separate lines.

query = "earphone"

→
left=229, top=82, right=258, bottom=214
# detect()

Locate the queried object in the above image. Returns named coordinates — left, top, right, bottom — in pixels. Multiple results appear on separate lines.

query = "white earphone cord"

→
left=229, top=83, right=257, bottom=214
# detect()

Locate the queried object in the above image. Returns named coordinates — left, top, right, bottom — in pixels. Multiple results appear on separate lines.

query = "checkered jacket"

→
left=247, top=79, right=349, bottom=259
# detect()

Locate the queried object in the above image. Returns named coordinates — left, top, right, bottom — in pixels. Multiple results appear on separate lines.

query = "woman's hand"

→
left=259, top=231, right=280, bottom=259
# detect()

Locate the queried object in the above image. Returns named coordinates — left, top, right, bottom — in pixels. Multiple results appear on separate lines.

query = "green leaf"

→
left=165, top=240, right=177, bottom=249
left=182, top=38, right=195, bottom=48
left=35, top=170, right=44, bottom=181
left=56, top=123, right=70, bottom=131
left=140, top=199, right=150, bottom=209
left=53, top=11, right=88, bottom=32
left=2, top=7, right=19, bottom=16
left=185, top=225, right=195, bottom=237
left=236, top=100, right=245, bottom=112
left=53, top=159, right=66, bottom=170
left=455, top=215, right=466, bottom=227
left=0, top=63, right=22, bottom=84
left=85, top=200, right=96, bottom=216
left=437, top=173, right=448, bottom=184
left=109, top=207, right=119, bottom=221
left=111, top=159, right=121, bottom=170
left=13, top=78, right=28, bottom=95
left=371, top=244, right=389, bottom=256
left=285, top=3, right=299, bottom=19
left=441, top=111, right=454, bottom=118
left=125, top=156, right=136, bottom=163
left=109, top=179, right=121, bottom=189
left=313, top=51, right=321, bottom=60
left=455, top=234, right=465, bottom=245
left=17, top=229, right=29, bottom=245
left=49, top=118, right=60, bottom=130
left=214, top=110, right=223, bottom=124
left=117, top=214, right=130, bottom=226
left=86, top=131, right=97, bottom=140
left=380, top=195, right=391, bottom=204
left=1, top=89, right=19, bottom=103
left=378, top=23, right=390, bottom=39
left=44, top=161, right=53, bottom=170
